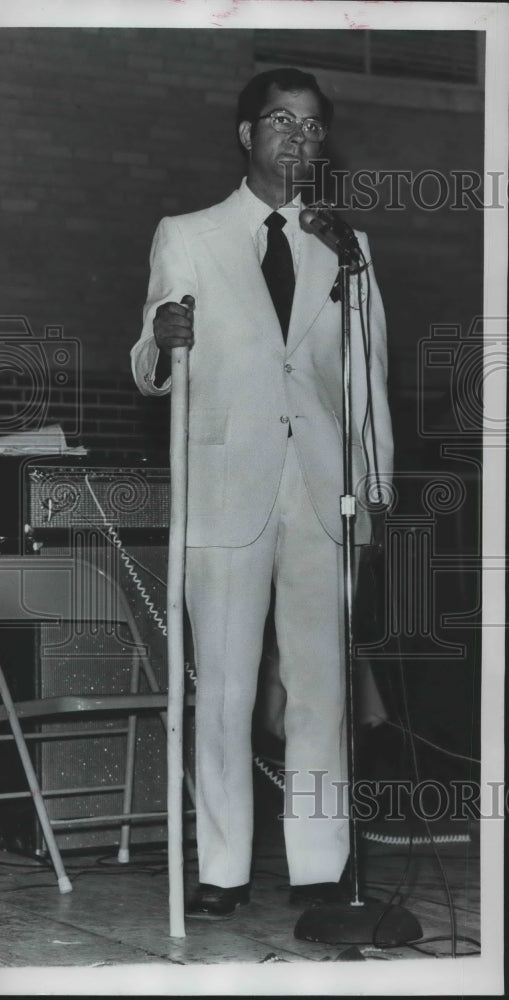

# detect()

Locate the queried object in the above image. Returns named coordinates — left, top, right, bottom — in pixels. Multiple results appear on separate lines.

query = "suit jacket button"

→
left=280, top=415, right=289, bottom=424
left=284, top=363, right=293, bottom=373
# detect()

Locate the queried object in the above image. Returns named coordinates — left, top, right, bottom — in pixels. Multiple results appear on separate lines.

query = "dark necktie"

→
left=261, top=212, right=295, bottom=343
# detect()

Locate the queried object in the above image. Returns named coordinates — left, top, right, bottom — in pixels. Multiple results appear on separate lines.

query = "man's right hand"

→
left=153, top=296, right=195, bottom=356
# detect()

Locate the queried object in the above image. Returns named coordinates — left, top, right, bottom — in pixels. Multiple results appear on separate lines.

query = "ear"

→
left=238, top=120, right=252, bottom=153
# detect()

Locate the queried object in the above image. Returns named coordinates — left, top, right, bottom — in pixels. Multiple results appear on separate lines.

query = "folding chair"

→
left=0, top=555, right=168, bottom=892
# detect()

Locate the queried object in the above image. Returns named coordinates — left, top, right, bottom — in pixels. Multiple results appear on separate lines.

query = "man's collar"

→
left=239, top=177, right=302, bottom=236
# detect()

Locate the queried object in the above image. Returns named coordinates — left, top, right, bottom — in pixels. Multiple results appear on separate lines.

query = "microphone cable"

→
left=357, top=245, right=385, bottom=510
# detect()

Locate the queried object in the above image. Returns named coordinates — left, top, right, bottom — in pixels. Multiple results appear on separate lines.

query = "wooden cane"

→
left=167, top=294, right=193, bottom=938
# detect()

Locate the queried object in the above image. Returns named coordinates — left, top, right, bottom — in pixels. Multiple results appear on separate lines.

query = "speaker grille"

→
left=27, top=466, right=170, bottom=529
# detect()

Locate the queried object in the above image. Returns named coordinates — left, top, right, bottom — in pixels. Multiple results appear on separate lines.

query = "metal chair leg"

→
left=0, top=664, right=72, bottom=894
left=114, top=603, right=168, bottom=863
left=117, top=712, right=137, bottom=864
left=117, top=647, right=142, bottom=864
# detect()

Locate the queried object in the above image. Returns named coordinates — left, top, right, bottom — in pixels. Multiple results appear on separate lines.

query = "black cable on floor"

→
left=365, top=880, right=479, bottom=916
left=406, top=934, right=480, bottom=957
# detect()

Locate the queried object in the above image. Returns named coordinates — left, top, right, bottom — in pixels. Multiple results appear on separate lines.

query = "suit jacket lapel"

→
left=286, top=230, right=340, bottom=356
left=200, top=193, right=286, bottom=356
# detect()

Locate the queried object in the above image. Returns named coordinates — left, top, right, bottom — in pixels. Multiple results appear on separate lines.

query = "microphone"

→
left=299, top=205, right=363, bottom=266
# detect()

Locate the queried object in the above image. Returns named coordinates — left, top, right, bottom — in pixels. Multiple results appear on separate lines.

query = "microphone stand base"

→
left=294, top=899, right=423, bottom=947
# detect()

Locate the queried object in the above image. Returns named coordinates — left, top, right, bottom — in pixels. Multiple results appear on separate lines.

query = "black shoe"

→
left=289, top=882, right=350, bottom=908
left=185, top=883, right=250, bottom=920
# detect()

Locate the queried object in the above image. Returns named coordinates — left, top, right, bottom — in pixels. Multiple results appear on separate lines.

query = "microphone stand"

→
left=294, top=240, right=422, bottom=948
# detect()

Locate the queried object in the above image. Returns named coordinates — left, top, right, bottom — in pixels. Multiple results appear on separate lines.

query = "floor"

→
left=0, top=810, right=480, bottom=973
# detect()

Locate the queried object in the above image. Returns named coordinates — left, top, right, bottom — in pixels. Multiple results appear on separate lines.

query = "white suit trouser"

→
left=185, top=437, right=350, bottom=888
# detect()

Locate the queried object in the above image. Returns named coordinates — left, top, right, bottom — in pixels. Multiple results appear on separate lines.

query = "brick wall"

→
left=0, top=366, right=168, bottom=458
left=0, top=27, right=253, bottom=382
left=0, top=27, right=255, bottom=457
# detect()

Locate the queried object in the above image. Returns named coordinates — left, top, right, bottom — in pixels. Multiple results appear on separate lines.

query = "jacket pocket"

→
left=187, top=408, right=228, bottom=515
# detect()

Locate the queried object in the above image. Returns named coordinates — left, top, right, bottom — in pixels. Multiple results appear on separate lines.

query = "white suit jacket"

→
left=131, top=188, right=393, bottom=548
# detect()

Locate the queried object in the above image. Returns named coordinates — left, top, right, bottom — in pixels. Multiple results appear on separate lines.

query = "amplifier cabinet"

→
left=1, top=462, right=178, bottom=854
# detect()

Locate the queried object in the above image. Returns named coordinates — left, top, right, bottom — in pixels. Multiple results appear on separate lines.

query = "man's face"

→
left=240, top=85, right=325, bottom=198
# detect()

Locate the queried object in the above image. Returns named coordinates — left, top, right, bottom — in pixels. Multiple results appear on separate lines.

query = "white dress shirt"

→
left=238, top=176, right=303, bottom=274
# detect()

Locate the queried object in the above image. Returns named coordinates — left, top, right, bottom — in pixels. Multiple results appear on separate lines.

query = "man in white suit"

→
left=131, top=68, right=393, bottom=918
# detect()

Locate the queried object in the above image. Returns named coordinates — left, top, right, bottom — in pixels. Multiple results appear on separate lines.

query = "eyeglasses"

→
left=255, top=109, right=328, bottom=143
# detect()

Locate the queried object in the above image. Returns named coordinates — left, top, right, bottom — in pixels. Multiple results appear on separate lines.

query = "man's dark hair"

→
left=236, top=67, right=334, bottom=131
